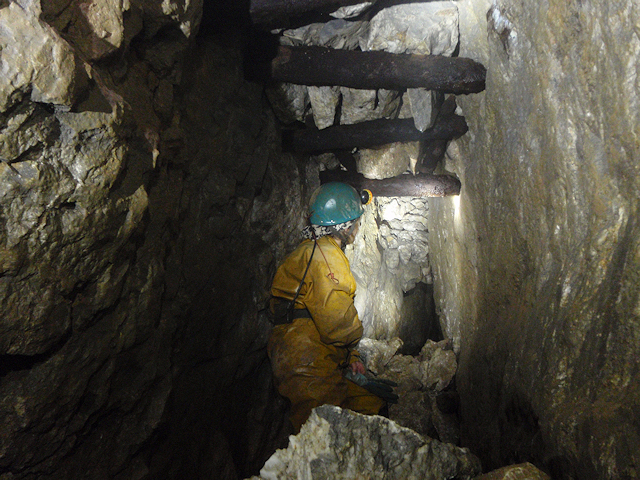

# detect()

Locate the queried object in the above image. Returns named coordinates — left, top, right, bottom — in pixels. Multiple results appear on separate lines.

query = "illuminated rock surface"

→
left=248, top=405, right=481, bottom=480
left=348, top=196, right=434, bottom=352
left=429, top=0, right=640, bottom=477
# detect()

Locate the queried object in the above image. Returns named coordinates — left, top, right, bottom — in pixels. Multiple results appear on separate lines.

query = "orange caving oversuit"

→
left=268, top=235, right=385, bottom=432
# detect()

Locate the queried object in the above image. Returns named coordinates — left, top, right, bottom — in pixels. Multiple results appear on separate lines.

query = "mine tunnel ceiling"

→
left=247, top=0, right=486, bottom=198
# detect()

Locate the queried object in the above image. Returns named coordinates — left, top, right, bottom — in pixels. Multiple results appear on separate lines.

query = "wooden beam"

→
left=250, top=0, right=364, bottom=25
left=417, top=139, right=448, bottom=174
left=271, top=45, right=486, bottom=94
left=320, top=169, right=461, bottom=197
left=417, top=95, right=459, bottom=174
left=284, top=114, right=468, bottom=153
left=250, top=0, right=443, bottom=26
left=334, top=149, right=358, bottom=172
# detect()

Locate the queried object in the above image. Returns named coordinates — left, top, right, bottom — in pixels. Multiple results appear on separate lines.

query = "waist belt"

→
left=291, top=308, right=311, bottom=320
left=272, top=307, right=312, bottom=325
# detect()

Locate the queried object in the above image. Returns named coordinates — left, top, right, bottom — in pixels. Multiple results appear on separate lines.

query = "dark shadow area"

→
left=201, top=0, right=252, bottom=31
left=139, top=5, right=294, bottom=478
left=0, top=330, right=71, bottom=379
left=243, top=31, right=281, bottom=85
left=399, top=282, right=443, bottom=355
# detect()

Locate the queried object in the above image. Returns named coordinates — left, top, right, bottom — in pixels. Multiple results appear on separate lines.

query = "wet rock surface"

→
left=430, top=0, right=640, bottom=477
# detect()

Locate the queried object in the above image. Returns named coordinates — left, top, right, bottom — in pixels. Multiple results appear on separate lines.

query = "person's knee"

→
left=342, top=393, right=385, bottom=416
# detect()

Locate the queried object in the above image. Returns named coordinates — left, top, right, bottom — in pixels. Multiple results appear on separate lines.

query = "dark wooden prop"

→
left=334, top=149, right=358, bottom=172
left=417, top=139, right=448, bottom=174
left=417, top=95, right=460, bottom=174
left=284, top=114, right=467, bottom=153
left=320, top=169, right=461, bottom=197
left=250, top=0, right=364, bottom=24
left=270, top=45, right=486, bottom=94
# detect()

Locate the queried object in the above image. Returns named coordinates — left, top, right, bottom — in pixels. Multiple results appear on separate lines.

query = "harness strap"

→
left=290, top=239, right=317, bottom=307
left=274, top=240, right=317, bottom=325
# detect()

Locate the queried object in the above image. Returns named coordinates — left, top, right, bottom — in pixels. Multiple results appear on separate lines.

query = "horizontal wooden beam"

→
left=250, top=0, right=363, bottom=24
left=271, top=45, right=486, bottom=94
left=284, top=114, right=467, bottom=153
left=320, top=169, right=461, bottom=197
left=250, top=0, right=442, bottom=26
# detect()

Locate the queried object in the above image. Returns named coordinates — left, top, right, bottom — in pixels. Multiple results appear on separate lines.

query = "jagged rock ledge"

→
left=247, top=404, right=482, bottom=480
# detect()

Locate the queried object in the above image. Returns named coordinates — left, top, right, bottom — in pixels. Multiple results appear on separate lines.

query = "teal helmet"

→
left=309, top=182, right=364, bottom=226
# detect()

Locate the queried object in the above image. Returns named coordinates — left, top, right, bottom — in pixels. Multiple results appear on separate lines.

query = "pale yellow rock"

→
left=81, top=0, right=128, bottom=49
left=0, top=3, right=79, bottom=109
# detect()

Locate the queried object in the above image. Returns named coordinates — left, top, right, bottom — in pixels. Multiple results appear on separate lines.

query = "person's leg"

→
left=268, top=321, right=348, bottom=432
left=277, top=368, right=347, bottom=432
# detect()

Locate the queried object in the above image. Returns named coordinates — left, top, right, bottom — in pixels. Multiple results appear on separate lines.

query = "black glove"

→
left=344, top=371, right=399, bottom=404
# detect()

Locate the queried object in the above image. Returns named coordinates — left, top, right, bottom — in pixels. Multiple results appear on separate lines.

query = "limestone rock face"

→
left=429, top=0, right=640, bottom=476
left=0, top=2, right=85, bottom=109
left=362, top=2, right=459, bottom=56
left=329, top=2, right=374, bottom=19
left=251, top=405, right=481, bottom=480
left=356, top=141, right=418, bottom=179
left=362, top=2, right=459, bottom=131
left=348, top=196, right=433, bottom=349
left=282, top=18, right=367, bottom=50
left=41, top=0, right=202, bottom=61
left=0, top=108, right=139, bottom=356
left=0, top=8, right=170, bottom=478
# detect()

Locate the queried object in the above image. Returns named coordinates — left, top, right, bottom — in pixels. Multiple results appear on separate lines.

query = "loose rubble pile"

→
left=359, top=337, right=459, bottom=443
left=248, top=338, right=552, bottom=480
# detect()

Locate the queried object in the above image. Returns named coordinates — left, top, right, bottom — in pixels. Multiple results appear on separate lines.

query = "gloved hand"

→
left=344, top=370, right=399, bottom=404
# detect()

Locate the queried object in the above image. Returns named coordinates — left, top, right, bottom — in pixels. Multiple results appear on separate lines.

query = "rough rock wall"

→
left=249, top=405, right=481, bottom=480
left=0, top=3, right=189, bottom=478
left=144, top=29, right=315, bottom=479
left=347, top=196, right=437, bottom=353
left=429, top=0, right=640, bottom=477
left=0, top=2, right=301, bottom=478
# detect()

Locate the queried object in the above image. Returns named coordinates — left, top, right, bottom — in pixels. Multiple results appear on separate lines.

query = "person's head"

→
left=305, top=182, right=371, bottom=246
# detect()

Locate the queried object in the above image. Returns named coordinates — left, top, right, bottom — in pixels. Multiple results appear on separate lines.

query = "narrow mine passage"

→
left=232, top=0, right=490, bottom=476
left=1, top=1, right=639, bottom=480
left=157, top=0, right=640, bottom=477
